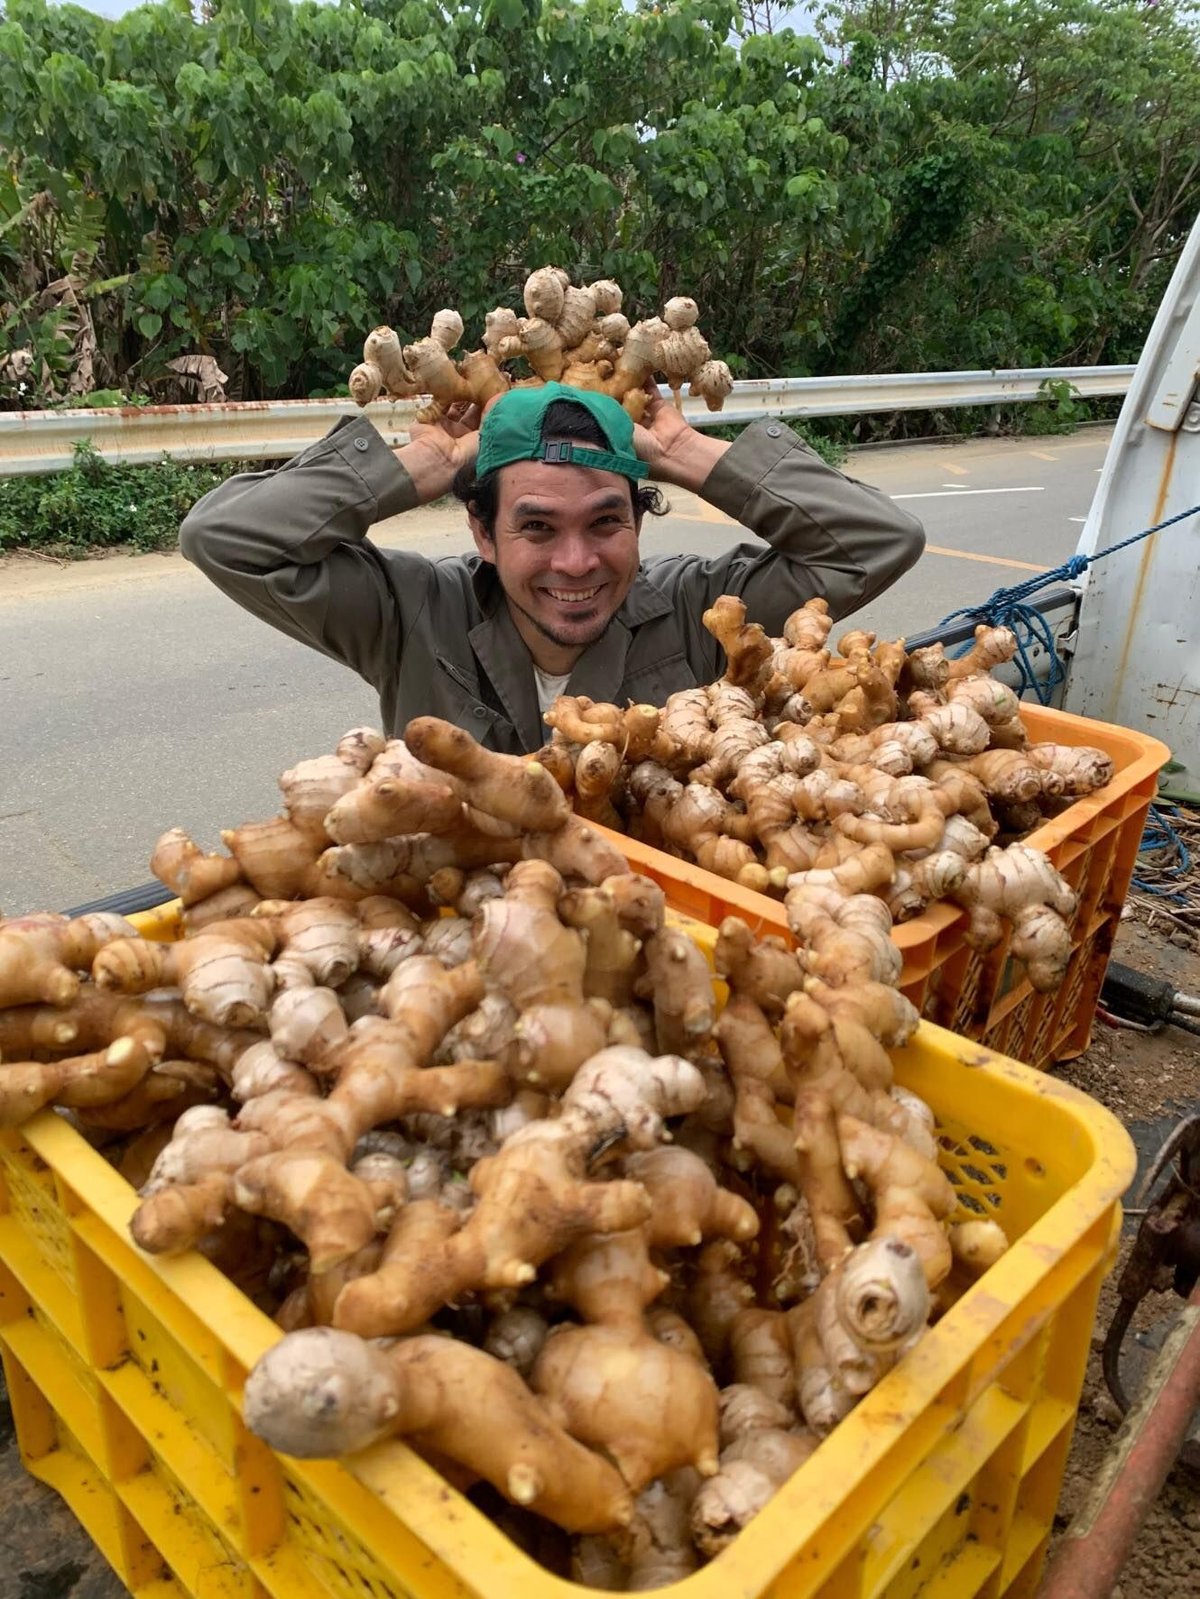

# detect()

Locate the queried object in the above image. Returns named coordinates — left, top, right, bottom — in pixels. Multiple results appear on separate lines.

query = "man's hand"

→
left=396, top=400, right=485, bottom=504
left=632, top=380, right=730, bottom=490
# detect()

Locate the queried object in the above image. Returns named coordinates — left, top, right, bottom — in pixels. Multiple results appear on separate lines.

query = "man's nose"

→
left=548, top=532, right=601, bottom=577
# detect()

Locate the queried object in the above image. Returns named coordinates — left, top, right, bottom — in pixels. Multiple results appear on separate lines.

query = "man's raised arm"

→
left=637, top=400, right=924, bottom=635
left=179, top=412, right=480, bottom=682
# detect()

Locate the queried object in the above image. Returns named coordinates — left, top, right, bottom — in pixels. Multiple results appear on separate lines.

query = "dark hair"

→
left=451, top=397, right=667, bottom=539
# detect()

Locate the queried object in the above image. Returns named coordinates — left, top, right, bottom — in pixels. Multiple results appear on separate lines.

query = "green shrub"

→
left=1014, top=379, right=1092, bottom=437
left=0, top=445, right=259, bottom=557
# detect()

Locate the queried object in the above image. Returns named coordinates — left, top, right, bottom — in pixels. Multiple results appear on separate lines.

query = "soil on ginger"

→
left=1, top=919, right=1198, bottom=1595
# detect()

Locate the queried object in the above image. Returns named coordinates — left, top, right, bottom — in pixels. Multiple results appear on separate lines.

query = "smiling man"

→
left=180, top=379, right=924, bottom=751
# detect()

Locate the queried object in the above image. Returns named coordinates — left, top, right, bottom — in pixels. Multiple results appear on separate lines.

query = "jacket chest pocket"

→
left=621, top=651, right=699, bottom=705
left=433, top=655, right=515, bottom=750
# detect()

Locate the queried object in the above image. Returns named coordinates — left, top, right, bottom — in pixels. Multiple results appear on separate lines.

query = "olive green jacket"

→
left=179, top=416, right=924, bottom=752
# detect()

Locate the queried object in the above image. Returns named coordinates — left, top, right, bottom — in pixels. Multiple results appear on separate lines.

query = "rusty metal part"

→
left=1037, top=1282, right=1200, bottom=1599
left=1135, top=1112, right=1200, bottom=1209
left=1102, top=1113, right=1200, bottom=1461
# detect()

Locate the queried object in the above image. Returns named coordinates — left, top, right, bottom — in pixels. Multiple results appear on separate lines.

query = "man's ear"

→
left=467, top=506, right=496, bottom=565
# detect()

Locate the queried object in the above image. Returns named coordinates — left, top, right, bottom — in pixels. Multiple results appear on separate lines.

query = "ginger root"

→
left=532, top=1321, right=720, bottom=1491
left=348, top=268, right=733, bottom=425
left=243, top=1327, right=634, bottom=1533
left=0, top=913, right=135, bottom=1008
left=332, top=1046, right=705, bottom=1335
left=690, top=1385, right=817, bottom=1555
left=93, top=917, right=278, bottom=1028
left=950, top=843, right=1078, bottom=991
left=788, top=1236, right=931, bottom=1433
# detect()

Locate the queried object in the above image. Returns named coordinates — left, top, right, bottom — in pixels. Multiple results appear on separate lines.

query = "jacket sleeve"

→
left=641, top=418, right=925, bottom=636
left=178, top=416, right=431, bottom=690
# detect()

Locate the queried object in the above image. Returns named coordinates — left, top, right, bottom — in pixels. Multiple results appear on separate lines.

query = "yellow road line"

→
left=1028, top=449, right=1058, bottom=461
left=670, top=512, right=1049, bottom=575
left=942, top=462, right=969, bottom=476
left=924, top=544, right=1048, bottom=573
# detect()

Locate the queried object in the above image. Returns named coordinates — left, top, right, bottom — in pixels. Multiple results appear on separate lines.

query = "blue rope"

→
left=938, top=501, right=1200, bottom=703
left=1132, top=803, right=1193, bottom=901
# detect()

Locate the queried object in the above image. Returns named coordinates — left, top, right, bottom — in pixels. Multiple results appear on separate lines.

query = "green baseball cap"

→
left=475, top=381, right=645, bottom=481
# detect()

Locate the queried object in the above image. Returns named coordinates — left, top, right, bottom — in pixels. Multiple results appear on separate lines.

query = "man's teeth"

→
left=546, top=587, right=601, bottom=602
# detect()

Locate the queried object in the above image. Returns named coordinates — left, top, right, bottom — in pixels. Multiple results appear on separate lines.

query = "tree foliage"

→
left=1, top=0, right=1197, bottom=409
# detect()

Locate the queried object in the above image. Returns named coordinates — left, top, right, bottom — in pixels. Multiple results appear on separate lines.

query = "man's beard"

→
left=506, top=589, right=610, bottom=648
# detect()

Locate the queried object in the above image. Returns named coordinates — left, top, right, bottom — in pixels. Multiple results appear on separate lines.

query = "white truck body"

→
left=1065, top=217, right=1200, bottom=799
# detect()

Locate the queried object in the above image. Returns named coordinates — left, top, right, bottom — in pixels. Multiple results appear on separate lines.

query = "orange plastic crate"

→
left=601, top=704, right=1168, bottom=1068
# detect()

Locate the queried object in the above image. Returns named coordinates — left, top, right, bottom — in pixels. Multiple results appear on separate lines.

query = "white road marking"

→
left=1069, top=517, right=1087, bottom=523
left=892, top=486, right=1045, bottom=500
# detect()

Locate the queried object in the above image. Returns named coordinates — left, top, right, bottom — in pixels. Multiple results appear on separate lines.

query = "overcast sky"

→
left=69, top=1, right=818, bottom=31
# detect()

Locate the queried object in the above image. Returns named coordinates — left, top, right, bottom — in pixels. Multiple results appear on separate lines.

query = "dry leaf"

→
left=166, top=355, right=230, bottom=404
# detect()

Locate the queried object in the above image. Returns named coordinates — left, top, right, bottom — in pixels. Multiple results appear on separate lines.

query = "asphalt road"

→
left=0, top=425, right=1112, bottom=916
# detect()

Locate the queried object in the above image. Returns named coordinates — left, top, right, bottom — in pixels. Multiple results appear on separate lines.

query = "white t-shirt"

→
left=533, top=665, right=571, bottom=718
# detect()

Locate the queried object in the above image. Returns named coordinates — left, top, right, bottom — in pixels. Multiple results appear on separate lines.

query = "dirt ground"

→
left=2, top=917, right=1198, bottom=1598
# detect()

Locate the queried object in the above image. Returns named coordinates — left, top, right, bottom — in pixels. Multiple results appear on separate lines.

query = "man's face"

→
left=468, top=455, right=642, bottom=657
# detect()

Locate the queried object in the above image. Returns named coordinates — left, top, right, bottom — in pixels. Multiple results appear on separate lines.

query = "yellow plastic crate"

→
left=0, top=901, right=1135, bottom=1599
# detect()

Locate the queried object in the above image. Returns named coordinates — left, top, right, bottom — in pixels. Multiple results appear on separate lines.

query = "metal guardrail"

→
left=0, top=365, right=1135, bottom=476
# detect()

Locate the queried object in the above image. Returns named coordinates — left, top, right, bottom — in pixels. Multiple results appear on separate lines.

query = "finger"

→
left=640, top=377, right=664, bottom=418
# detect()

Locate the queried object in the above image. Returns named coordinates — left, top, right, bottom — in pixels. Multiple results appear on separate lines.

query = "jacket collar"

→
left=466, top=561, right=674, bottom=750
left=468, top=591, right=545, bottom=752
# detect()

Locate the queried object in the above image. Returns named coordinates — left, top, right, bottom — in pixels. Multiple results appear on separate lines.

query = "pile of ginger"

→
left=348, top=264, right=735, bottom=424
left=0, top=721, right=1025, bottom=1585
left=536, top=596, right=1115, bottom=996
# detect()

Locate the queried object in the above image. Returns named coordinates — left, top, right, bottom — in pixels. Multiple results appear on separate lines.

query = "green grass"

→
left=0, top=444, right=260, bottom=557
